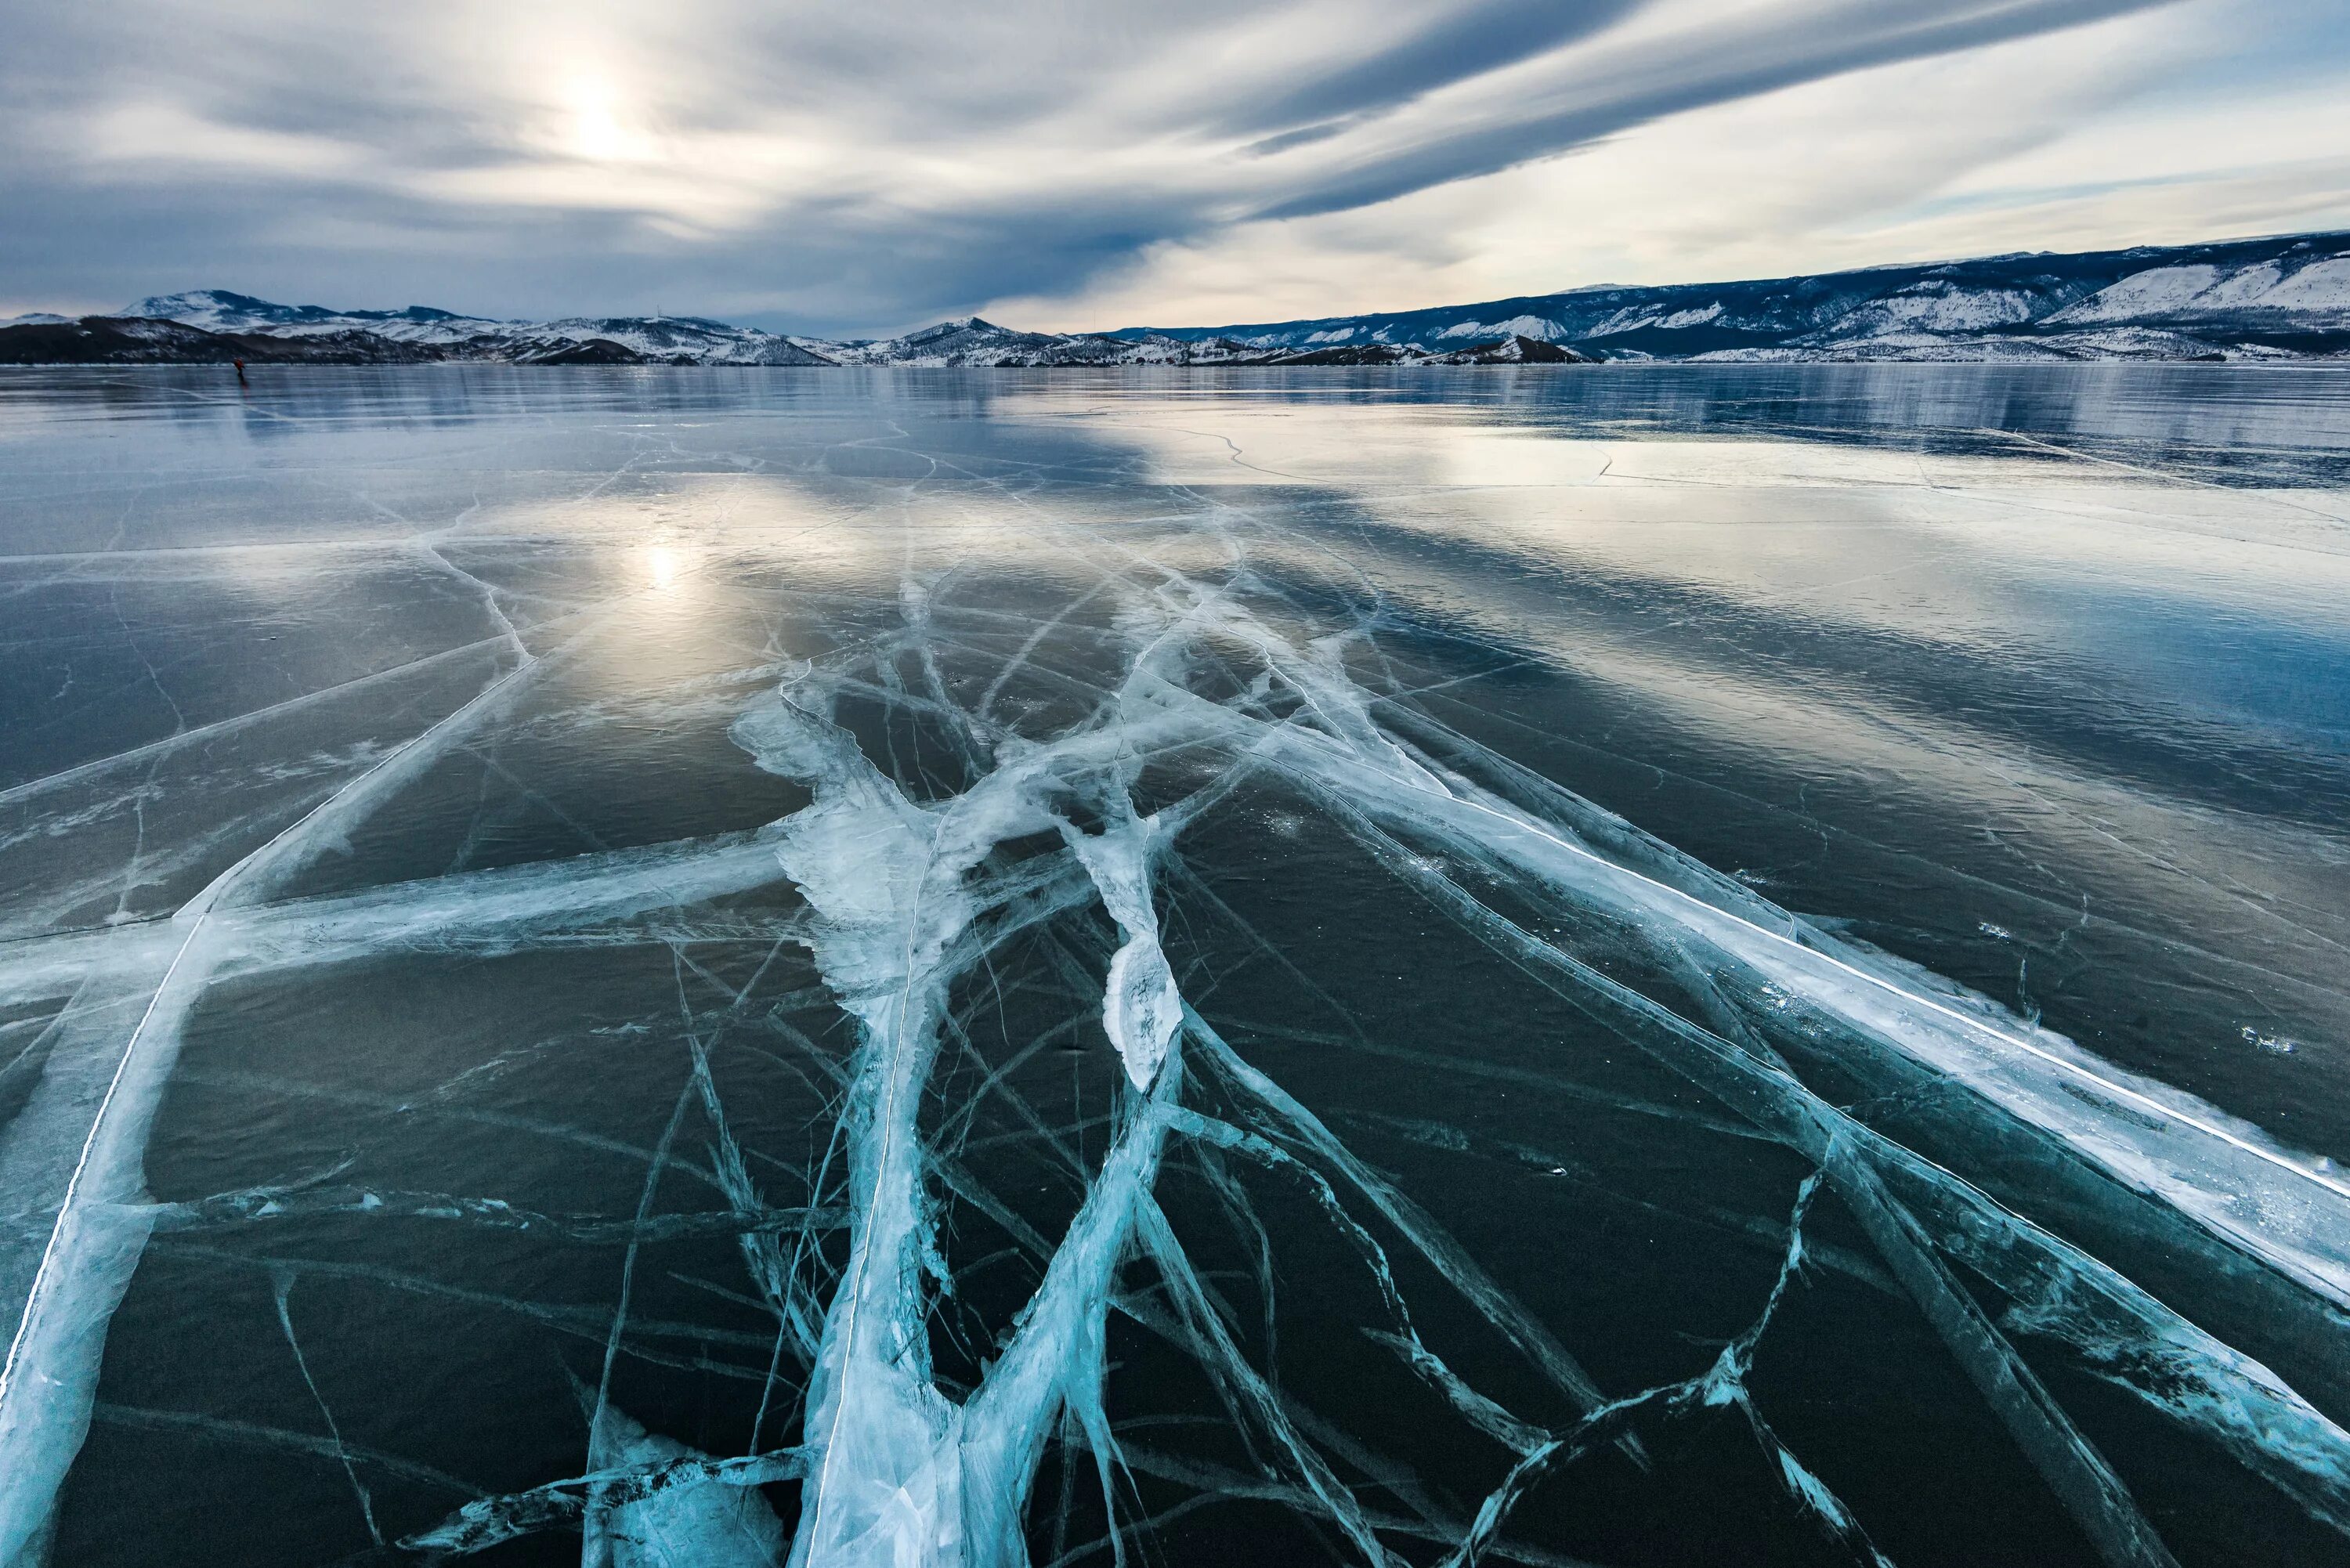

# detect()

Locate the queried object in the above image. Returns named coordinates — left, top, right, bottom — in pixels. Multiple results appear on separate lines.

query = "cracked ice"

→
left=2, top=371, right=2348, bottom=1568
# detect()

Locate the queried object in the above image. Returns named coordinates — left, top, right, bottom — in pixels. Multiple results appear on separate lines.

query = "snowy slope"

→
left=21, top=230, right=2350, bottom=368
left=2046, top=255, right=2350, bottom=328
left=120, top=289, right=504, bottom=341
left=111, top=291, right=834, bottom=364
left=821, top=317, right=1241, bottom=366
left=84, top=298, right=1580, bottom=368
left=1123, top=231, right=2350, bottom=361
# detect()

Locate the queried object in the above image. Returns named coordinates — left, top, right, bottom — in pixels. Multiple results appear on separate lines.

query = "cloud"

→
left=1002, top=4, right=2350, bottom=330
left=1237, top=0, right=2169, bottom=220
left=1220, top=0, right=1643, bottom=138
left=0, top=0, right=2338, bottom=334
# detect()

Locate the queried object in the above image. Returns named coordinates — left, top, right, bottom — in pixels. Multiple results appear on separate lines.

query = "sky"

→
left=3, top=0, right=2348, bottom=336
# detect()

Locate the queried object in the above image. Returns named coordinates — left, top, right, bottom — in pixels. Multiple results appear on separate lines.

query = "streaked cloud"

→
left=1, top=0, right=2342, bottom=333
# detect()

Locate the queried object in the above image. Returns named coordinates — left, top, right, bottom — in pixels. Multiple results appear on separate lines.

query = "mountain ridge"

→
left=1113, top=229, right=2350, bottom=362
left=7, top=229, right=2348, bottom=366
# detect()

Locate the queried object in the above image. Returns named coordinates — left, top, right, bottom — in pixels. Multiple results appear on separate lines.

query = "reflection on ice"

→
left=0, top=368, right=2346, bottom=1566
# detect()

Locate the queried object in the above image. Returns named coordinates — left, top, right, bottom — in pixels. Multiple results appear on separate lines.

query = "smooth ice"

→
left=2, top=364, right=2348, bottom=1567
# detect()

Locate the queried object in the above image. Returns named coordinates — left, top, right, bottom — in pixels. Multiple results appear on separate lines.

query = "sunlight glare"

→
left=566, top=76, right=636, bottom=163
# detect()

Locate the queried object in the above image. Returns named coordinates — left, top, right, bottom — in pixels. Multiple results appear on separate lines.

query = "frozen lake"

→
left=2, top=363, right=2348, bottom=1566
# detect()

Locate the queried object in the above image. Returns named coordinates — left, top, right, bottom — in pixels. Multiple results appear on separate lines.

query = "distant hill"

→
left=82, top=291, right=838, bottom=365
left=0, top=302, right=1574, bottom=369
left=7, top=232, right=2348, bottom=367
left=1116, top=231, right=2350, bottom=362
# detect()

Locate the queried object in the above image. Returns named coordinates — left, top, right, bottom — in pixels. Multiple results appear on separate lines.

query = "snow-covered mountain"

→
left=1120, top=230, right=2350, bottom=362
left=818, top=316, right=1242, bottom=367
left=108, top=290, right=835, bottom=364
left=9, top=232, right=2349, bottom=367
left=0, top=298, right=1434, bottom=367
left=118, top=289, right=493, bottom=338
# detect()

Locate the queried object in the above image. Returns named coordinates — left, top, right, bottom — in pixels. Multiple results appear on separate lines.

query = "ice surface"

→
left=1, top=367, right=2348, bottom=1566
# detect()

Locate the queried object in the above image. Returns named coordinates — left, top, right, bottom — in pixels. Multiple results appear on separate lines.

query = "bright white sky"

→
left=4, top=0, right=2346, bottom=334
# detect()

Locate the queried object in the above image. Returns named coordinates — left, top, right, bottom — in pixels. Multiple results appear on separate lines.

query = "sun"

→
left=565, top=76, right=635, bottom=163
